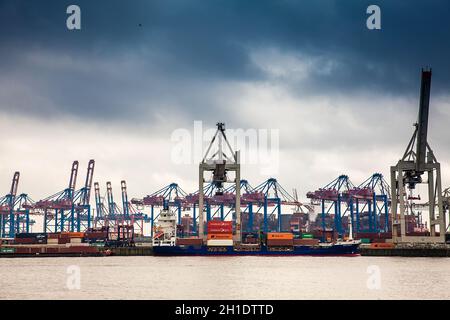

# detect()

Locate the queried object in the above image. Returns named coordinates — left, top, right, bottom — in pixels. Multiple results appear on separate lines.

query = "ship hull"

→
left=153, top=243, right=360, bottom=256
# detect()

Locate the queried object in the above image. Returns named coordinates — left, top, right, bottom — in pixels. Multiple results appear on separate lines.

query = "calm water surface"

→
left=0, top=256, right=449, bottom=299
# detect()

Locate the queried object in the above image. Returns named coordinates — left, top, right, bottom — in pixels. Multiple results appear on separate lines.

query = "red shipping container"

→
left=176, top=238, right=203, bottom=246
left=17, top=247, right=42, bottom=254
left=354, top=232, right=392, bottom=240
left=14, top=238, right=37, bottom=245
left=58, top=238, right=70, bottom=244
left=208, top=227, right=233, bottom=233
left=84, top=232, right=107, bottom=239
left=32, top=247, right=42, bottom=254
left=207, top=221, right=232, bottom=227
left=207, top=221, right=232, bottom=225
left=57, top=247, right=69, bottom=253
left=293, top=239, right=319, bottom=246
left=208, top=221, right=232, bottom=225
left=267, top=239, right=294, bottom=246
left=68, top=246, right=99, bottom=253
left=15, top=247, right=31, bottom=254
left=45, top=247, right=60, bottom=254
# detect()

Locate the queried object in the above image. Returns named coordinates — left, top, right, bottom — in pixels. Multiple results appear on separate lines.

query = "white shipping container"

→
left=47, top=239, right=59, bottom=244
left=206, top=239, right=233, bottom=247
left=70, top=238, right=82, bottom=244
left=65, top=243, right=89, bottom=247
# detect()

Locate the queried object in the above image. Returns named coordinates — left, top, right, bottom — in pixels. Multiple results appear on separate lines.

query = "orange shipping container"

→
left=61, top=232, right=85, bottom=238
left=370, top=243, right=395, bottom=249
left=267, top=232, right=294, bottom=240
left=207, top=234, right=233, bottom=240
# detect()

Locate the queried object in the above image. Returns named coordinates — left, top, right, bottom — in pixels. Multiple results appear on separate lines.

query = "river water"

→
left=0, top=256, right=449, bottom=300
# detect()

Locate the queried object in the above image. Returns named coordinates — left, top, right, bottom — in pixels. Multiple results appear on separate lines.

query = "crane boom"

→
left=81, top=160, right=95, bottom=205
left=68, top=161, right=79, bottom=195
left=106, top=181, right=115, bottom=215
left=121, top=180, right=129, bottom=217
left=416, top=69, right=432, bottom=171
left=9, top=171, right=20, bottom=199
left=94, top=182, right=103, bottom=218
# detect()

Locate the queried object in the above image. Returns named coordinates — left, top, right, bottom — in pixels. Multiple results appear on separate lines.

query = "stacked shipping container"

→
left=14, top=233, right=47, bottom=244
left=13, top=230, right=109, bottom=246
left=266, top=232, right=294, bottom=247
left=207, top=220, right=233, bottom=246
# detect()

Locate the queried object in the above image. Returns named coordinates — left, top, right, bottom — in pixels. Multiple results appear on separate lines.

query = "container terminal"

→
left=0, top=69, right=450, bottom=257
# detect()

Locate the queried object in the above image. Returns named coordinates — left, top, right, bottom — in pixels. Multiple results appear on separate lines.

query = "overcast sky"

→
left=1, top=0, right=450, bottom=205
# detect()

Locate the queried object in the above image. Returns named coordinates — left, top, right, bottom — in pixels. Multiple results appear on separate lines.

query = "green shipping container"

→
left=361, top=238, right=371, bottom=244
left=301, top=234, right=313, bottom=239
left=0, top=247, right=15, bottom=253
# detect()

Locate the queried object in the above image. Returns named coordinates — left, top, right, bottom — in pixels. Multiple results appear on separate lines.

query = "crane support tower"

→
left=0, top=172, right=20, bottom=237
left=443, top=187, right=450, bottom=232
left=390, top=69, right=446, bottom=243
left=198, top=123, right=241, bottom=242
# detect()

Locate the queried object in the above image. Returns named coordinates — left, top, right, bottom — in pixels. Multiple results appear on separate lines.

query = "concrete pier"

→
left=360, top=243, right=450, bottom=257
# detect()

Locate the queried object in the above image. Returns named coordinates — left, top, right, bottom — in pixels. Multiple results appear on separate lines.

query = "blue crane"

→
left=131, top=183, right=186, bottom=238
left=307, top=175, right=355, bottom=240
left=0, top=172, right=20, bottom=237
left=36, top=161, right=79, bottom=233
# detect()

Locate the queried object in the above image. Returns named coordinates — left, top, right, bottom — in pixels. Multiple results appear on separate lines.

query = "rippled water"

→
left=0, top=256, right=449, bottom=300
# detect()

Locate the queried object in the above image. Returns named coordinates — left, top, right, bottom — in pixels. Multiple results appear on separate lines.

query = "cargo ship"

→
left=153, top=241, right=360, bottom=256
left=152, top=209, right=360, bottom=256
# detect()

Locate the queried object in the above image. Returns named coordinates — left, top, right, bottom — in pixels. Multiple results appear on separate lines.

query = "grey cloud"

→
left=1, top=0, right=450, bottom=124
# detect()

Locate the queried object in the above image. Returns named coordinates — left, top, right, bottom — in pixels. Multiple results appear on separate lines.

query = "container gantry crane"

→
left=225, top=179, right=261, bottom=233
left=131, top=183, right=186, bottom=238
left=72, top=159, right=95, bottom=231
left=185, top=181, right=236, bottom=234
left=252, top=178, right=306, bottom=233
left=198, top=123, right=241, bottom=242
left=307, top=175, right=355, bottom=240
left=93, top=182, right=108, bottom=228
left=105, top=181, right=126, bottom=231
left=390, top=69, right=446, bottom=243
left=35, top=161, right=79, bottom=233
left=121, top=180, right=148, bottom=236
left=0, top=172, right=20, bottom=237
left=347, top=173, right=390, bottom=235
left=13, top=192, right=36, bottom=234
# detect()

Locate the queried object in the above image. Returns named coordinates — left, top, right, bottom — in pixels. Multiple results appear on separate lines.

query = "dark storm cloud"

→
left=1, top=0, right=450, bottom=122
